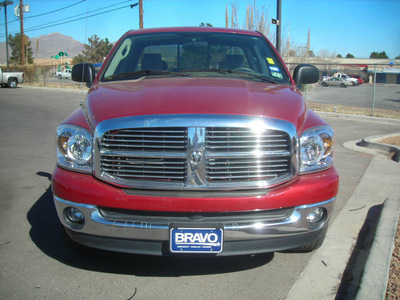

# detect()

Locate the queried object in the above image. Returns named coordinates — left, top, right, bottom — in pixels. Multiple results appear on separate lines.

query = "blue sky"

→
left=1, top=0, right=399, bottom=59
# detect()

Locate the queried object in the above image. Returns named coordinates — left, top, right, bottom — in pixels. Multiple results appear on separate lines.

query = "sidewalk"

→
left=285, top=116, right=400, bottom=299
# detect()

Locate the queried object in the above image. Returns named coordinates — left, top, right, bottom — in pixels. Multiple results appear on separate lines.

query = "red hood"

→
left=84, top=77, right=306, bottom=130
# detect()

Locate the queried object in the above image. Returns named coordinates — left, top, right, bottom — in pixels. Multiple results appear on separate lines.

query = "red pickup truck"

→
left=52, top=27, right=338, bottom=256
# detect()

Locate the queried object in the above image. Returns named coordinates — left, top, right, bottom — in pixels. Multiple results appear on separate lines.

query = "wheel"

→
left=292, top=226, right=328, bottom=252
left=58, top=74, right=62, bottom=80
left=322, top=82, right=328, bottom=87
left=340, top=83, right=347, bottom=88
left=8, top=78, right=17, bottom=88
left=60, top=225, right=88, bottom=252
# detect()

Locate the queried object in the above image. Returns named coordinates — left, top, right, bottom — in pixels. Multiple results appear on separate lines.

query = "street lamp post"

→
left=276, top=0, right=281, bottom=54
left=0, top=0, right=13, bottom=71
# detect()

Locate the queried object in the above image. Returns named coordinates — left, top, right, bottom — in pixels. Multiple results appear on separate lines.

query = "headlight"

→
left=56, top=124, right=93, bottom=173
left=299, top=126, right=334, bottom=174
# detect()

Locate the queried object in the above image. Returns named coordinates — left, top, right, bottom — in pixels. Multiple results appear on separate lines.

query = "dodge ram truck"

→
left=53, top=27, right=338, bottom=256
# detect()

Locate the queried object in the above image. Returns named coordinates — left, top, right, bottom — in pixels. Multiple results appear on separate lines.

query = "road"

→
left=307, top=83, right=400, bottom=111
left=0, top=86, right=399, bottom=299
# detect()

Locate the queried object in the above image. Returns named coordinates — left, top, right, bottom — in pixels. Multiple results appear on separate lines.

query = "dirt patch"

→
left=381, top=135, right=400, bottom=299
left=379, top=136, right=400, bottom=147
left=386, top=221, right=400, bottom=299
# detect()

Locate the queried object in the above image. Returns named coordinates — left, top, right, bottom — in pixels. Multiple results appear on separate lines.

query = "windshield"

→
left=102, top=31, right=290, bottom=84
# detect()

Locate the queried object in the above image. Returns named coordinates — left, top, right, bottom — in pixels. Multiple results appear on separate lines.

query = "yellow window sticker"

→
left=267, top=57, right=275, bottom=65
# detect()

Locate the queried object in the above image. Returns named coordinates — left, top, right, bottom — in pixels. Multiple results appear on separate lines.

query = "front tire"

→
left=293, top=226, right=328, bottom=252
left=8, top=78, right=17, bottom=88
left=322, top=82, right=328, bottom=87
left=61, top=225, right=88, bottom=252
left=340, top=83, right=347, bottom=88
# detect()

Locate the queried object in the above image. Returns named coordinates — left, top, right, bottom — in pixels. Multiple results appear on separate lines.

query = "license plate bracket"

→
left=170, top=227, right=223, bottom=254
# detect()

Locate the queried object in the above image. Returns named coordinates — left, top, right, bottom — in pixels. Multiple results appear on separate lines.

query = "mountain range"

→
left=0, top=32, right=84, bottom=64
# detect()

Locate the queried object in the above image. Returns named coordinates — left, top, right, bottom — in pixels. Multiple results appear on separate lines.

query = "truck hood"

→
left=84, top=77, right=307, bottom=130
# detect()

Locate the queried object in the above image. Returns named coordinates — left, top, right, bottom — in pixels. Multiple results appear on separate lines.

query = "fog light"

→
left=65, top=207, right=85, bottom=224
left=306, top=207, right=325, bottom=229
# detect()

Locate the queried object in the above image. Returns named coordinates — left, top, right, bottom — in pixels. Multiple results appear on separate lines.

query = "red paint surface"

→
left=52, top=166, right=338, bottom=212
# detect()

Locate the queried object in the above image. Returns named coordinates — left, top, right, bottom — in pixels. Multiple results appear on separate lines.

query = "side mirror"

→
left=72, top=63, right=96, bottom=87
left=293, top=64, right=319, bottom=88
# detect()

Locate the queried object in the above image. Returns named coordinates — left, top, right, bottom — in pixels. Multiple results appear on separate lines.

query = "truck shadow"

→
left=27, top=171, right=274, bottom=276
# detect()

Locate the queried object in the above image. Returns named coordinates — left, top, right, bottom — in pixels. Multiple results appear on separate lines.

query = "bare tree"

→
left=226, top=1, right=272, bottom=41
left=244, top=1, right=271, bottom=38
left=230, top=1, right=239, bottom=28
left=225, top=4, right=229, bottom=28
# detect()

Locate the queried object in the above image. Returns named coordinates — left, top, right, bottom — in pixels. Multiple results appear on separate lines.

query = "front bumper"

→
left=55, top=196, right=335, bottom=256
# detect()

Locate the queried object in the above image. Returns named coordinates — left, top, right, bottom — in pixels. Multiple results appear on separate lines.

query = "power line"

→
left=0, top=0, right=135, bottom=38
left=25, top=5, right=132, bottom=33
left=1, top=0, right=133, bottom=28
left=25, top=0, right=87, bottom=19
left=0, top=0, right=87, bottom=27
left=24, top=0, right=134, bottom=32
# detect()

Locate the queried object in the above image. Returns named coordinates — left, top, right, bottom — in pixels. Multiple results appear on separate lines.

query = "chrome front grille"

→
left=95, top=115, right=296, bottom=190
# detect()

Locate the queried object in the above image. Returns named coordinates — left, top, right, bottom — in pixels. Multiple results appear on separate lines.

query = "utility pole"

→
left=0, top=1, right=13, bottom=71
left=139, top=0, right=143, bottom=29
left=276, top=0, right=281, bottom=53
left=19, top=0, right=24, bottom=65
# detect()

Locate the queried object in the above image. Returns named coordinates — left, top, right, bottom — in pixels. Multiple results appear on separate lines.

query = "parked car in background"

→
left=0, top=67, right=24, bottom=88
left=321, top=77, right=352, bottom=88
left=350, top=75, right=364, bottom=84
left=56, top=69, right=72, bottom=79
left=333, top=73, right=359, bottom=86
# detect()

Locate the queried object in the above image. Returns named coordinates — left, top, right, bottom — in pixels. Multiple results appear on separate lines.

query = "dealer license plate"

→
left=170, top=227, right=223, bottom=253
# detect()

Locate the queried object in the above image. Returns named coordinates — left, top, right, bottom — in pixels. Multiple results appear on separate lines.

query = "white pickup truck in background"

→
left=333, top=73, right=359, bottom=86
left=0, top=67, right=24, bottom=88
left=56, top=69, right=72, bottom=79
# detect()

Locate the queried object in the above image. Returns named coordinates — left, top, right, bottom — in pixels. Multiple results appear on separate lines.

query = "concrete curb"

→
left=359, top=133, right=400, bottom=162
left=356, top=198, right=400, bottom=300
left=285, top=135, right=400, bottom=299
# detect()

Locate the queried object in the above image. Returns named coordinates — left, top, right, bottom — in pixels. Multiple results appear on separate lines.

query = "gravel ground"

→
left=380, top=135, right=400, bottom=300
left=386, top=221, right=400, bottom=299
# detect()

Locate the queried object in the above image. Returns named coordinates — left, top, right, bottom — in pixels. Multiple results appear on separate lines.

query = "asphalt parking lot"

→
left=0, top=86, right=399, bottom=299
left=307, top=83, right=400, bottom=111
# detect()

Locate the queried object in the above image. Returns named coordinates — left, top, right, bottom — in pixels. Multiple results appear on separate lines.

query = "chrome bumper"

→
left=54, top=196, right=335, bottom=243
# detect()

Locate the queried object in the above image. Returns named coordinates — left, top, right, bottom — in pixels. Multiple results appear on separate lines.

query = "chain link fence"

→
left=3, top=61, right=400, bottom=119
left=2, top=64, right=85, bottom=89
left=286, top=61, right=400, bottom=119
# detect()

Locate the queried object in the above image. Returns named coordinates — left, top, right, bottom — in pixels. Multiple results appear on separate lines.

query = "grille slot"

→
left=100, top=127, right=188, bottom=183
left=102, top=128, right=187, bottom=152
left=101, top=156, right=186, bottom=182
left=207, top=157, right=290, bottom=181
left=206, top=127, right=291, bottom=183
left=206, top=127, right=290, bottom=153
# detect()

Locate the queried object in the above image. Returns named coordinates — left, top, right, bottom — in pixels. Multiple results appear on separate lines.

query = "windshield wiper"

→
left=208, top=69, right=281, bottom=85
left=103, top=70, right=192, bottom=81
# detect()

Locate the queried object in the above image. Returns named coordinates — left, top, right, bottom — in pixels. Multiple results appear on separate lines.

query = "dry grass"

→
left=21, top=82, right=88, bottom=91
left=307, top=101, right=400, bottom=120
